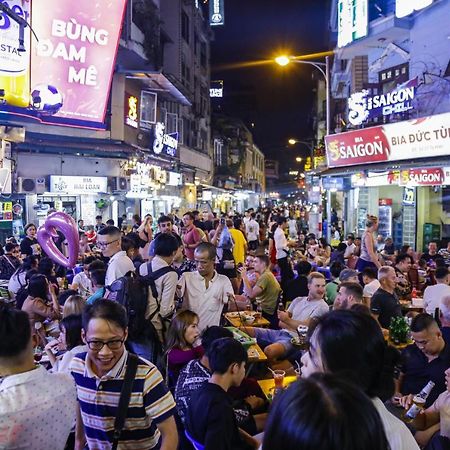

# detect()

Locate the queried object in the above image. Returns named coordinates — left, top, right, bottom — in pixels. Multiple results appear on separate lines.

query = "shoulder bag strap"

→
left=111, top=353, right=139, bottom=450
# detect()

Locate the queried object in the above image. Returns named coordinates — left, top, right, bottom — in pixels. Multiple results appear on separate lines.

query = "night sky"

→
left=210, top=0, right=330, bottom=167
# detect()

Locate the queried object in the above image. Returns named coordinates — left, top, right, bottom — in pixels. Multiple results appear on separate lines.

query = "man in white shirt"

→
left=97, top=226, right=135, bottom=288
left=140, top=233, right=179, bottom=343
left=245, top=212, right=260, bottom=251
left=344, top=234, right=357, bottom=259
left=423, top=266, right=450, bottom=315
left=274, top=217, right=294, bottom=289
left=245, top=272, right=329, bottom=364
left=178, top=243, right=233, bottom=331
left=362, top=266, right=381, bottom=298
left=0, top=306, right=77, bottom=450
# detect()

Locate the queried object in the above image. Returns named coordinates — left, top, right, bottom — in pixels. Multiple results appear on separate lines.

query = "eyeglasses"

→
left=86, top=339, right=125, bottom=351
left=97, top=239, right=119, bottom=249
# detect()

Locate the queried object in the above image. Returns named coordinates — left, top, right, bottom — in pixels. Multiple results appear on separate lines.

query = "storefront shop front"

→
left=324, top=112, right=450, bottom=251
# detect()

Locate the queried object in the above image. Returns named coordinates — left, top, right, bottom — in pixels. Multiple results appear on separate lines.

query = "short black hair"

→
left=336, top=242, right=347, bottom=252
left=277, top=217, right=287, bottom=225
left=195, top=242, right=217, bottom=260
left=410, top=313, right=436, bottom=333
left=233, top=218, right=242, bottom=229
left=338, top=282, right=363, bottom=301
left=5, top=242, right=18, bottom=253
left=0, top=305, right=31, bottom=358
left=28, top=274, right=48, bottom=299
left=183, top=211, right=195, bottom=220
left=106, top=219, right=115, bottom=226
left=95, top=215, right=102, bottom=220
left=330, top=261, right=344, bottom=278
left=60, top=314, right=83, bottom=350
left=158, top=215, right=173, bottom=225
left=98, top=225, right=121, bottom=237
left=121, top=233, right=140, bottom=252
left=362, top=267, right=377, bottom=280
left=208, top=337, right=248, bottom=374
left=395, top=253, right=412, bottom=265
left=295, top=260, right=312, bottom=276
left=436, top=267, right=449, bottom=280
left=88, top=259, right=106, bottom=273
left=82, top=298, right=128, bottom=331
left=58, top=289, right=78, bottom=306
left=202, top=326, right=233, bottom=354
left=90, top=269, right=106, bottom=287
left=154, top=233, right=179, bottom=257
left=38, top=257, right=55, bottom=277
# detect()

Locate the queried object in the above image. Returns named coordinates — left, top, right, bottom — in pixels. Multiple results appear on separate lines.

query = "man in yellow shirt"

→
left=229, top=219, right=247, bottom=266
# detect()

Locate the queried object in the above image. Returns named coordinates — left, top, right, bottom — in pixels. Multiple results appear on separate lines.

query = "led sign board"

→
left=210, top=80, right=224, bottom=98
left=396, top=0, right=434, bottom=18
left=125, top=94, right=138, bottom=128
left=153, top=122, right=178, bottom=158
left=0, top=0, right=127, bottom=129
left=50, top=176, right=108, bottom=194
left=337, top=0, right=368, bottom=48
left=348, top=79, right=417, bottom=126
left=209, top=0, right=225, bottom=26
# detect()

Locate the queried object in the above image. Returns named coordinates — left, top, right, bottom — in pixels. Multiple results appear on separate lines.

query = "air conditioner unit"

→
left=17, top=177, right=46, bottom=194
left=109, top=177, right=129, bottom=192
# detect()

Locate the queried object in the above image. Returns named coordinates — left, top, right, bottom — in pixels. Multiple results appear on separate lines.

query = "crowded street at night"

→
left=1, top=0, right=450, bottom=449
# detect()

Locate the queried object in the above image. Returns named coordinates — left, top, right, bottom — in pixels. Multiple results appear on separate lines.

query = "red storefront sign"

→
left=325, top=112, right=450, bottom=168
left=399, top=168, right=445, bottom=186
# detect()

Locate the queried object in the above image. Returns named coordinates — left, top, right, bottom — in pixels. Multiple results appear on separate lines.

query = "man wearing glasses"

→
left=97, top=226, right=135, bottom=288
left=71, top=299, right=178, bottom=450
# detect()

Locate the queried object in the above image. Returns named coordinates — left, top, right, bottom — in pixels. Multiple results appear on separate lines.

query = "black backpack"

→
left=107, top=264, right=177, bottom=361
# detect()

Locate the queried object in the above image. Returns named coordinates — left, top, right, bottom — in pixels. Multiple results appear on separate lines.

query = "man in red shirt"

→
left=182, top=212, right=203, bottom=261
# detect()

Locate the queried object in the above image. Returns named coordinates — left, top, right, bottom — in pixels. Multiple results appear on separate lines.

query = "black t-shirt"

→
left=400, top=343, right=450, bottom=407
left=422, top=253, right=440, bottom=262
left=20, top=237, right=40, bottom=256
left=370, top=288, right=402, bottom=328
left=186, top=383, right=253, bottom=450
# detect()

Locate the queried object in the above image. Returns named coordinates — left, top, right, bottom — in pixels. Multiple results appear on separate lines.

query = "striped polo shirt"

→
left=70, top=350, right=176, bottom=449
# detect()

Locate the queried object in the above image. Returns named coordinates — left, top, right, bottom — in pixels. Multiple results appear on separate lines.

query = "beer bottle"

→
left=403, top=381, right=435, bottom=423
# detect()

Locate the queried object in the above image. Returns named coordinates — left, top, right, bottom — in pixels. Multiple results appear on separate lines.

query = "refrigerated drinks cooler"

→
left=378, top=198, right=393, bottom=238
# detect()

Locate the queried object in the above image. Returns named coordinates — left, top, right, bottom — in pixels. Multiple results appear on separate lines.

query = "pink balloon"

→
left=37, top=212, right=79, bottom=268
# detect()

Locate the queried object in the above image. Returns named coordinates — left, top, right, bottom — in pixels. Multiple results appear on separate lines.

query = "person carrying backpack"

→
left=139, top=233, right=179, bottom=344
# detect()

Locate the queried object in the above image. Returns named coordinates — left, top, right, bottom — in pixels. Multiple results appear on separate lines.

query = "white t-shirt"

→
left=246, top=219, right=260, bottom=242
left=363, top=279, right=381, bottom=297
left=105, top=251, right=135, bottom=286
left=178, top=271, right=233, bottom=331
left=72, top=271, right=93, bottom=296
left=274, top=227, right=288, bottom=260
left=53, top=344, right=88, bottom=374
left=371, top=397, right=419, bottom=450
left=423, top=283, right=450, bottom=315
left=431, top=390, right=450, bottom=439
left=287, top=296, right=329, bottom=333
left=344, top=242, right=356, bottom=258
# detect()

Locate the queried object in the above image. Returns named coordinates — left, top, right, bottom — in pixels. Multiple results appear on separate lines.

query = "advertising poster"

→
left=0, top=0, right=127, bottom=128
left=325, top=112, right=450, bottom=168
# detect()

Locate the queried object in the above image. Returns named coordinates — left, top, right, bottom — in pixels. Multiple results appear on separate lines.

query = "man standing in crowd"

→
left=97, top=226, right=135, bottom=288
left=148, top=215, right=179, bottom=259
left=245, top=213, right=260, bottom=252
left=178, top=243, right=234, bottom=331
left=333, top=282, right=364, bottom=310
left=344, top=234, right=356, bottom=260
left=274, top=217, right=294, bottom=288
left=182, top=212, right=203, bottom=261
left=229, top=219, right=248, bottom=268
left=139, top=233, right=179, bottom=343
left=95, top=215, right=106, bottom=232
left=239, top=254, right=281, bottom=328
left=423, top=267, right=450, bottom=315
left=0, top=306, right=76, bottom=449
left=370, top=266, right=402, bottom=329
left=71, top=299, right=178, bottom=450
left=244, top=272, right=328, bottom=365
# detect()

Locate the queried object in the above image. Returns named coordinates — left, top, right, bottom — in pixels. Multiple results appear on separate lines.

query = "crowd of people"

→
left=0, top=207, right=450, bottom=450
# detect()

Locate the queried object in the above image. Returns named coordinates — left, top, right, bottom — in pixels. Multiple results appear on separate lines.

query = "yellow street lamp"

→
left=295, top=157, right=303, bottom=163
left=275, top=55, right=291, bottom=67
left=288, top=138, right=297, bottom=145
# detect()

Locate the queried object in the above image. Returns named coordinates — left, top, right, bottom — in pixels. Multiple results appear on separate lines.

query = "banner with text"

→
left=325, top=112, right=450, bottom=168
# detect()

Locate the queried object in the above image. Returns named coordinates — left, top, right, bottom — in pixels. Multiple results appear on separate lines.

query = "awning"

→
left=116, top=69, right=192, bottom=106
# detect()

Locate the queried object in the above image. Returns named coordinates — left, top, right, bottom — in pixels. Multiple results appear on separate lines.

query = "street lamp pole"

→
left=276, top=54, right=332, bottom=240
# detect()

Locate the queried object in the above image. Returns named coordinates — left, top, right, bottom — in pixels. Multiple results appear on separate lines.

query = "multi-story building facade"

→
left=0, top=0, right=213, bottom=238
left=324, top=0, right=450, bottom=249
